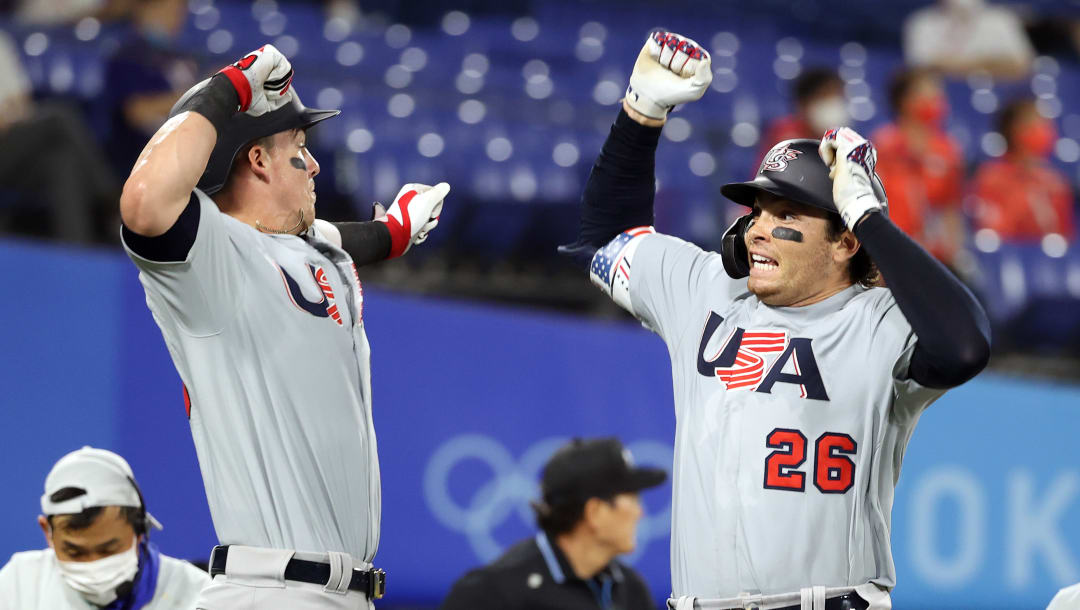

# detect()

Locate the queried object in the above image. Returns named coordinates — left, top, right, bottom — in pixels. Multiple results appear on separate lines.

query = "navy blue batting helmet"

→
left=170, top=79, right=340, bottom=195
left=718, top=138, right=887, bottom=279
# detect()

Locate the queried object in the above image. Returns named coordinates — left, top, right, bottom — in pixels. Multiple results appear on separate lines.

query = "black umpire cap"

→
left=540, top=438, right=667, bottom=506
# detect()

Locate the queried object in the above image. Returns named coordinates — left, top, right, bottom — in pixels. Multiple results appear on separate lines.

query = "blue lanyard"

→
left=585, top=575, right=614, bottom=610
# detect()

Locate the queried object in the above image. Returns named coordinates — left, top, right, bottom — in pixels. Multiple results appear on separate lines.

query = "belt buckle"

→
left=367, top=569, right=386, bottom=599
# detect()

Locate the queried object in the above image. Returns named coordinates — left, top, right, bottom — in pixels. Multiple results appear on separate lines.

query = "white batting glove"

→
left=218, top=44, right=294, bottom=116
left=818, top=127, right=885, bottom=231
left=625, top=31, right=712, bottom=119
left=377, top=182, right=450, bottom=258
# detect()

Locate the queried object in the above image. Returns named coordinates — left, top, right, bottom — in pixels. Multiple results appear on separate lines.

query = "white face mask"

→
left=807, top=97, right=851, bottom=134
left=55, top=539, right=139, bottom=607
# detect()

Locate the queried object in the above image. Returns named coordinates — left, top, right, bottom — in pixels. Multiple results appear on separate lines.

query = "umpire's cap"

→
left=170, top=78, right=340, bottom=195
left=540, top=438, right=666, bottom=506
left=717, top=138, right=887, bottom=279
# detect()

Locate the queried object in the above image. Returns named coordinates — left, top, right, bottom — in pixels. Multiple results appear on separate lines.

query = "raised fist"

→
left=377, top=182, right=450, bottom=258
left=625, top=31, right=712, bottom=119
left=218, top=44, right=294, bottom=116
left=819, top=127, right=886, bottom=231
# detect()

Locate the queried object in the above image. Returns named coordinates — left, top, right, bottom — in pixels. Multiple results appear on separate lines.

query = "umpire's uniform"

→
left=441, top=531, right=655, bottom=610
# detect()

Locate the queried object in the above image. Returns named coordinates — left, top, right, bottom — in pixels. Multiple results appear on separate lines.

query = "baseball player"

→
left=119, top=44, right=449, bottom=609
left=0, top=447, right=208, bottom=609
left=561, top=32, right=991, bottom=609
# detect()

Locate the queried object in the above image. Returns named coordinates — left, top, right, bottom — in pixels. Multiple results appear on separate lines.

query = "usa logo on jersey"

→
left=696, top=311, right=829, bottom=400
left=277, top=263, right=344, bottom=326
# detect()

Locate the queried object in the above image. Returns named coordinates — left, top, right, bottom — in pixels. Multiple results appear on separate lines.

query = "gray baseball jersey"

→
left=591, top=229, right=945, bottom=598
left=123, top=189, right=380, bottom=560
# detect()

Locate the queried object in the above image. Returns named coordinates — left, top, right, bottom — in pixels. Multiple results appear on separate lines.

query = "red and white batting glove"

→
left=625, top=31, right=712, bottom=119
left=377, top=182, right=450, bottom=258
left=819, top=127, right=885, bottom=231
left=218, top=44, right=294, bottom=116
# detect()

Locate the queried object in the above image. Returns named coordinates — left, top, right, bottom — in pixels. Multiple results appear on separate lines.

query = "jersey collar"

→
left=768, top=284, right=865, bottom=318
left=534, top=531, right=624, bottom=585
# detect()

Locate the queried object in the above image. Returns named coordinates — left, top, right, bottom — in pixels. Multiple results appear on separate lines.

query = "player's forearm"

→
left=854, top=212, right=991, bottom=387
left=575, top=107, right=662, bottom=247
left=333, top=221, right=392, bottom=266
left=121, top=75, right=237, bottom=237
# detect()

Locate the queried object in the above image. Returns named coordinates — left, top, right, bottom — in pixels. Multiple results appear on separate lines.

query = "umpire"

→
left=440, top=438, right=665, bottom=610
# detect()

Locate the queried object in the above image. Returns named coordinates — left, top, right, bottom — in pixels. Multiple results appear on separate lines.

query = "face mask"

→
left=912, top=95, right=948, bottom=127
left=56, top=539, right=139, bottom=606
left=1016, top=120, right=1057, bottom=158
left=807, top=97, right=850, bottom=134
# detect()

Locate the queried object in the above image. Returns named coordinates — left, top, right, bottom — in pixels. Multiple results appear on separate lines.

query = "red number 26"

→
left=764, top=428, right=857, bottom=494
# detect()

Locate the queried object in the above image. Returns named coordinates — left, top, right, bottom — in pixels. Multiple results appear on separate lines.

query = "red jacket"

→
left=972, top=157, right=1075, bottom=241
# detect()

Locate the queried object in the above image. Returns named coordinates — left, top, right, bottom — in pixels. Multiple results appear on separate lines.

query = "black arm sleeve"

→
left=121, top=193, right=200, bottom=262
left=558, top=108, right=662, bottom=268
left=854, top=212, right=991, bottom=388
left=333, top=221, right=391, bottom=267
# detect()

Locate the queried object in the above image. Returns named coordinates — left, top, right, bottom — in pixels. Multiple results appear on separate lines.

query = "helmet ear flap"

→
left=721, top=214, right=753, bottom=279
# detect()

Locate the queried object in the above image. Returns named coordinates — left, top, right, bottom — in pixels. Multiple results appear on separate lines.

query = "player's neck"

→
left=554, top=532, right=616, bottom=580
left=778, top=279, right=855, bottom=308
left=215, top=189, right=304, bottom=235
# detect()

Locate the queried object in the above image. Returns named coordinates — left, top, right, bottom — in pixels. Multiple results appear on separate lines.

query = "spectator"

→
left=0, top=446, right=209, bottom=609
left=904, top=0, right=1034, bottom=80
left=440, top=438, right=664, bottom=610
left=871, top=68, right=966, bottom=266
left=756, top=67, right=849, bottom=170
left=0, top=31, right=119, bottom=243
left=101, top=0, right=198, bottom=175
left=10, top=0, right=132, bottom=24
left=971, top=98, right=1075, bottom=243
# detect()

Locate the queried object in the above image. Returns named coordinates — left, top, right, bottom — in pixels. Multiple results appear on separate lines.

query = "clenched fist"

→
left=819, top=127, right=887, bottom=231
left=218, top=44, right=294, bottom=116
left=625, top=31, right=712, bottom=120
left=377, top=182, right=450, bottom=258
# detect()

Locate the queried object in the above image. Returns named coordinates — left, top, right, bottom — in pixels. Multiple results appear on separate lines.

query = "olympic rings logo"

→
left=422, top=434, right=673, bottom=563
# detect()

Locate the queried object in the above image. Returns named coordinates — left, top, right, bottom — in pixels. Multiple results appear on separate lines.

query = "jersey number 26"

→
left=763, top=428, right=857, bottom=494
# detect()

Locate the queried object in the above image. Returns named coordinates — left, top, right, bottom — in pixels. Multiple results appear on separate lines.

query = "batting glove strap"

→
left=377, top=190, right=415, bottom=258
left=625, top=31, right=712, bottom=119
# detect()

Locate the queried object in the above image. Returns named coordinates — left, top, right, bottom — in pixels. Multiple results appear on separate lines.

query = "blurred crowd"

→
left=760, top=65, right=1073, bottom=274
left=0, top=0, right=1078, bottom=355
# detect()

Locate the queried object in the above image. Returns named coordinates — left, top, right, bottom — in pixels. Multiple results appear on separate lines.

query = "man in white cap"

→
left=0, top=446, right=209, bottom=609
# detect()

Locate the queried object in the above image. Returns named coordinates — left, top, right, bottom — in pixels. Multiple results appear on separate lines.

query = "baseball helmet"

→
left=717, top=138, right=888, bottom=279
left=170, top=79, right=340, bottom=195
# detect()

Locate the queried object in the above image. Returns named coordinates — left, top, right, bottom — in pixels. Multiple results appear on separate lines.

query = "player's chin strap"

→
left=256, top=209, right=306, bottom=235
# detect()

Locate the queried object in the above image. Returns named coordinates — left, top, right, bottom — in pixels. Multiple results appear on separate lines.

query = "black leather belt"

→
left=772, top=592, right=868, bottom=610
left=209, top=545, right=386, bottom=599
